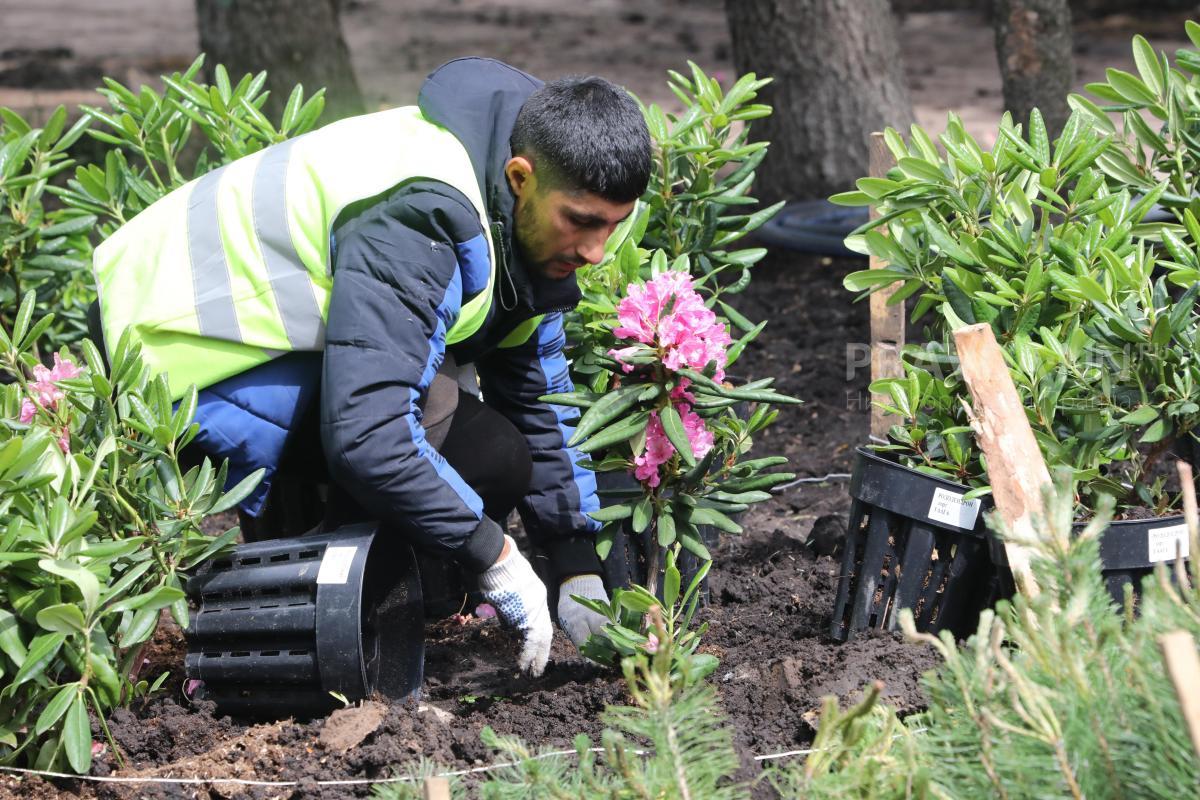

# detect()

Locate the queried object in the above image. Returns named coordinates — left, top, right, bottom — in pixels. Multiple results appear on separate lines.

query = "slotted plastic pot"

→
left=595, top=470, right=718, bottom=604
left=831, top=447, right=1002, bottom=642
left=989, top=511, right=1192, bottom=607
left=184, top=522, right=424, bottom=718
left=832, top=447, right=1195, bottom=642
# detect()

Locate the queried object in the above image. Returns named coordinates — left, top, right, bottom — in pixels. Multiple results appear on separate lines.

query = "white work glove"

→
left=479, top=536, right=553, bottom=676
left=558, top=574, right=611, bottom=649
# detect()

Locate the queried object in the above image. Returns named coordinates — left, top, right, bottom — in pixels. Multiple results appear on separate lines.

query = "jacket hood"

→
left=418, top=58, right=580, bottom=315
left=418, top=58, right=539, bottom=220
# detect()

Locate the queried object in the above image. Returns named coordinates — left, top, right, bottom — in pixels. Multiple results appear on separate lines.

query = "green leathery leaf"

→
left=688, top=506, right=742, bottom=534
left=657, top=510, right=677, bottom=547
left=1150, top=314, right=1172, bottom=346
left=538, top=392, right=601, bottom=408
left=63, top=692, right=91, bottom=773
left=35, top=603, right=86, bottom=634
left=617, top=588, right=657, bottom=614
left=38, top=559, right=99, bottom=616
left=1140, top=418, right=1169, bottom=443
left=13, top=633, right=65, bottom=687
left=1120, top=406, right=1159, bottom=425
left=719, top=472, right=795, bottom=492
left=35, top=683, right=77, bottom=736
left=679, top=528, right=712, bottom=560
left=659, top=404, right=695, bottom=466
left=567, top=384, right=645, bottom=447
left=0, top=609, right=28, bottom=666
left=589, top=504, right=633, bottom=523
left=576, top=411, right=650, bottom=453
left=208, top=468, right=266, bottom=514
left=595, top=524, right=616, bottom=561
left=119, top=605, right=160, bottom=648
left=632, top=495, right=652, bottom=534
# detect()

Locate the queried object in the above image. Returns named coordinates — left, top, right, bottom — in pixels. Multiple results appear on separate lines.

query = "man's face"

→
left=506, top=156, right=635, bottom=281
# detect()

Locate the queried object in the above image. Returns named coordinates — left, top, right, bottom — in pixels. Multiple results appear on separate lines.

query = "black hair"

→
left=510, top=75, right=651, bottom=203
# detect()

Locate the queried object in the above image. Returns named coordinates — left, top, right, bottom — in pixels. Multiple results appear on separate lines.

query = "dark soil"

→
left=0, top=251, right=943, bottom=800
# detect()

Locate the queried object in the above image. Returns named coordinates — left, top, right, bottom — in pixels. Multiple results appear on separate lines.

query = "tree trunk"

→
left=194, top=0, right=365, bottom=125
left=724, top=0, right=915, bottom=203
left=992, top=0, right=1074, bottom=136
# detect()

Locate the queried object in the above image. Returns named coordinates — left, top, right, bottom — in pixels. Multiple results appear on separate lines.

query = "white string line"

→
left=770, top=472, right=851, bottom=492
left=0, top=743, right=821, bottom=788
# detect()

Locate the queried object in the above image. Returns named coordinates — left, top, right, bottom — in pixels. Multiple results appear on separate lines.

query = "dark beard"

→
left=511, top=193, right=544, bottom=272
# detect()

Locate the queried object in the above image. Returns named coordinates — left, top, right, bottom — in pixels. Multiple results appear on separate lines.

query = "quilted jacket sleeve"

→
left=320, top=181, right=505, bottom=573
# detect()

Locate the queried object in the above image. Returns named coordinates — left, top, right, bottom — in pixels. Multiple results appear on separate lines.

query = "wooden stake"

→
left=953, top=323, right=1048, bottom=596
left=1178, top=461, right=1199, bottom=586
left=1159, top=630, right=1200, bottom=760
left=868, top=131, right=905, bottom=441
left=422, top=776, right=451, bottom=800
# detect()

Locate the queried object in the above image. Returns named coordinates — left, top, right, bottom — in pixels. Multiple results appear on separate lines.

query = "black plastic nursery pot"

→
left=831, top=447, right=1000, bottom=642
left=595, top=470, right=718, bottom=604
left=832, top=447, right=1194, bottom=643
left=184, top=522, right=424, bottom=718
left=1097, top=515, right=1191, bottom=604
left=989, top=511, right=1193, bottom=608
left=755, top=199, right=868, bottom=259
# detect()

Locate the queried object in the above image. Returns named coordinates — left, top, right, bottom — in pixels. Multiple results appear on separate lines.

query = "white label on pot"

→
left=1148, top=524, right=1190, bottom=564
left=927, top=488, right=981, bottom=530
left=317, top=546, right=358, bottom=585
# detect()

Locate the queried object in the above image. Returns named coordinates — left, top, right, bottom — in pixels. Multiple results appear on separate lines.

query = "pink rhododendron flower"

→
left=669, top=377, right=695, bottom=404
left=23, top=354, right=81, bottom=415
left=608, top=346, right=641, bottom=374
left=15, top=356, right=82, bottom=442
left=50, top=353, right=82, bottom=382
left=632, top=402, right=715, bottom=488
left=633, top=413, right=675, bottom=488
left=29, top=365, right=65, bottom=410
left=609, top=271, right=731, bottom=380
left=681, top=405, right=714, bottom=459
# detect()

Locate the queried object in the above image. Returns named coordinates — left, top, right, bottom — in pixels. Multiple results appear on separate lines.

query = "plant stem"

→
left=87, top=686, right=126, bottom=769
left=646, top=543, right=661, bottom=599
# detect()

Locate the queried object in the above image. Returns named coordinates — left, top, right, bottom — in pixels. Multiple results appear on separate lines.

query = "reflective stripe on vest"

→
left=93, top=107, right=496, bottom=399
left=497, top=315, right=545, bottom=349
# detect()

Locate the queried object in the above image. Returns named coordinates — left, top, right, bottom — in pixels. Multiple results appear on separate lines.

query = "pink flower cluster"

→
left=17, top=354, right=82, bottom=453
left=633, top=401, right=715, bottom=488
left=610, top=271, right=731, bottom=381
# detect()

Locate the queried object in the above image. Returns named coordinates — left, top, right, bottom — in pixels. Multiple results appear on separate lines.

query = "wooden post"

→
left=868, top=132, right=905, bottom=441
left=953, top=323, right=1049, bottom=596
left=422, top=776, right=451, bottom=800
left=1159, top=630, right=1200, bottom=759
left=1178, top=461, right=1199, bottom=583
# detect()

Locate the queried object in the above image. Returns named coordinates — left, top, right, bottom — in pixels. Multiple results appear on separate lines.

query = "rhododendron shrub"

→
left=552, top=64, right=788, bottom=676
left=545, top=264, right=798, bottom=672
left=545, top=266, right=795, bottom=575
left=0, top=293, right=258, bottom=774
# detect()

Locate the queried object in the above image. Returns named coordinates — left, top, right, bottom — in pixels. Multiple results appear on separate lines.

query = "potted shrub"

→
left=832, top=39, right=1200, bottom=638
left=565, top=64, right=785, bottom=595
left=547, top=262, right=799, bottom=672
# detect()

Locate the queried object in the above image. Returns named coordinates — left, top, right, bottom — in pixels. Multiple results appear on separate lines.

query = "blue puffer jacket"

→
left=191, top=58, right=601, bottom=578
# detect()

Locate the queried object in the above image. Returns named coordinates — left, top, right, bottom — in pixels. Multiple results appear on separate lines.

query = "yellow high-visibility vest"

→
left=93, top=106, right=497, bottom=399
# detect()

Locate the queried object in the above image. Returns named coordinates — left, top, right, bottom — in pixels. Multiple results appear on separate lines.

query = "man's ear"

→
left=505, top=156, right=536, bottom=198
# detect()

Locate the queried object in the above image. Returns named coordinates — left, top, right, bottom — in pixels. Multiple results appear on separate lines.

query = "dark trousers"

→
left=244, top=386, right=533, bottom=541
